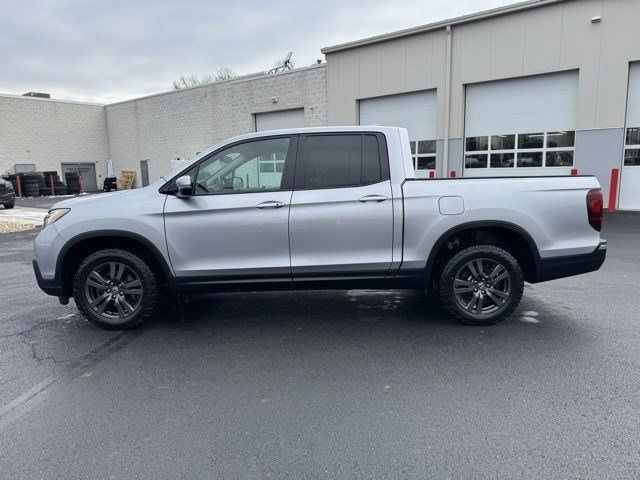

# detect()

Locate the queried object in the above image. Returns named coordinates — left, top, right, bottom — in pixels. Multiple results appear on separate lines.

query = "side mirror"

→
left=175, top=175, right=193, bottom=198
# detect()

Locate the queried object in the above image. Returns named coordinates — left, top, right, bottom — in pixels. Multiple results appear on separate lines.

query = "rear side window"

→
left=302, top=134, right=383, bottom=189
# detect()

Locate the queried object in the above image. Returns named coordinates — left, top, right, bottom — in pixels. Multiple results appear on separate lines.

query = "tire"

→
left=73, top=249, right=158, bottom=329
left=439, top=244, right=524, bottom=326
left=3, top=203, right=14, bottom=209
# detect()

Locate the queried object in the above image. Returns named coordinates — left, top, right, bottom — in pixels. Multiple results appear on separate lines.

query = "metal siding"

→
left=358, top=45, right=383, bottom=98
left=464, top=70, right=578, bottom=136
left=523, top=4, right=562, bottom=72
left=489, top=13, right=526, bottom=78
left=255, top=109, right=305, bottom=132
left=381, top=38, right=407, bottom=93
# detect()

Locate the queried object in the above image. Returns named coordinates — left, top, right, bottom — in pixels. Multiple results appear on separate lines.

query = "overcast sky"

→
left=1, top=0, right=514, bottom=103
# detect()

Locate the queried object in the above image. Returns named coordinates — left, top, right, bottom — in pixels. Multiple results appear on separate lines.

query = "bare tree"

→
left=172, top=68, right=238, bottom=90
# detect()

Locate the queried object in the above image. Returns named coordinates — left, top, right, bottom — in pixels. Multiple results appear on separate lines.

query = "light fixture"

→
left=271, top=96, right=278, bottom=104
left=590, top=15, right=602, bottom=23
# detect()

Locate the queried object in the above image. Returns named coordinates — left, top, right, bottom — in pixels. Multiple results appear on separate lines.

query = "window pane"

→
left=626, top=128, right=640, bottom=146
left=624, top=149, right=640, bottom=166
left=490, top=153, right=514, bottom=168
left=546, top=131, right=575, bottom=148
left=518, top=133, right=544, bottom=149
left=305, top=135, right=361, bottom=189
left=465, top=136, right=488, bottom=152
left=275, top=162, right=284, bottom=173
left=465, top=154, right=488, bottom=169
left=416, top=156, right=436, bottom=170
left=410, top=141, right=416, bottom=154
left=491, top=135, right=515, bottom=150
left=418, top=140, right=436, bottom=154
left=196, top=137, right=290, bottom=194
left=362, top=135, right=382, bottom=184
left=516, top=152, right=543, bottom=167
left=546, top=151, right=574, bottom=167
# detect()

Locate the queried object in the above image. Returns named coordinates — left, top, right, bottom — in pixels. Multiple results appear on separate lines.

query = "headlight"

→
left=43, top=208, right=70, bottom=229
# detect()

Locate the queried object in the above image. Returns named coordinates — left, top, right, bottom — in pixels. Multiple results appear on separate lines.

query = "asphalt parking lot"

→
left=0, top=212, right=638, bottom=479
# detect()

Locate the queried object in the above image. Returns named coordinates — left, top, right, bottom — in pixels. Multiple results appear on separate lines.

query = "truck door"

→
left=289, top=133, right=394, bottom=282
left=163, top=136, right=297, bottom=283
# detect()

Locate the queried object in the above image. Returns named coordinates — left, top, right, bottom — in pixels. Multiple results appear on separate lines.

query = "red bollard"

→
left=50, top=175, right=55, bottom=196
left=608, top=168, right=619, bottom=212
left=16, top=175, right=22, bottom=197
left=450, top=170, right=457, bottom=178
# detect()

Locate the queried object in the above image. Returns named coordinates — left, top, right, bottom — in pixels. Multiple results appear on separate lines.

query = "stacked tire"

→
left=20, top=173, right=42, bottom=197
left=65, top=172, right=81, bottom=194
left=54, top=182, right=68, bottom=195
left=42, top=171, right=61, bottom=196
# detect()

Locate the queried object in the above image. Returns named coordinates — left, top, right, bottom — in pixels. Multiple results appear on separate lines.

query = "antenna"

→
left=268, top=52, right=293, bottom=74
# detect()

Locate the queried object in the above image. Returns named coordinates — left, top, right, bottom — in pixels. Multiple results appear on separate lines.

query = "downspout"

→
left=442, top=25, right=452, bottom=177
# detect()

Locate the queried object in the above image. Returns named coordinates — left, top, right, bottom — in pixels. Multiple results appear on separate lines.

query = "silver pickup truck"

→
left=33, top=126, right=606, bottom=329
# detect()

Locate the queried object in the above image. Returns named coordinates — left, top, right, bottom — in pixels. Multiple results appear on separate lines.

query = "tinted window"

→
left=304, top=134, right=381, bottom=189
left=195, top=137, right=290, bottom=194
left=362, top=135, right=382, bottom=184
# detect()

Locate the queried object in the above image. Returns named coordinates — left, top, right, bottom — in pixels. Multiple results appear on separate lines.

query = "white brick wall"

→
left=106, top=65, right=327, bottom=185
left=0, top=94, right=110, bottom=181
left=0, top=65, right=327, bottom=189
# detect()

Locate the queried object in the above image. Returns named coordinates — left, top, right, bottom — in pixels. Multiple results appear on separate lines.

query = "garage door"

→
left=464, top=71, right=578, bottom=177
left=255, top=109, right=305, bottom=132
left=360, top=91, right=437, bottom=178
left=619, top=63, right=640, bottom=210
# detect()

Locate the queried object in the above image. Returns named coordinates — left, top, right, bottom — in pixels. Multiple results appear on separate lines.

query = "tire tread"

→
left=439, top=244, right=524, bottom=326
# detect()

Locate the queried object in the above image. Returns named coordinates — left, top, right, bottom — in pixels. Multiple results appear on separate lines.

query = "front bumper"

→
left=33, top=258, right=64, bottom=297
left=534, top=240, right=607, bottom=283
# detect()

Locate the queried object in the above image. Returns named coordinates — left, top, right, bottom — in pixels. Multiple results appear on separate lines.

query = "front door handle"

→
left=358, top=195, right=388, bottom=203
left=255, top=201, right=286, bottom=209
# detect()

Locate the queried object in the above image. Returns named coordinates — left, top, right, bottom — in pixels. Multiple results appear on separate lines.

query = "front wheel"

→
left=3, top=203, right=14, bottom=209
left=73, top=249, right=158, bottom=329
left=439, top=245, right=524, bottom=325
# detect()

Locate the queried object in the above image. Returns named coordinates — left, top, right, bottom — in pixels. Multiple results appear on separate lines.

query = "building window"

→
left=410, top=140, right=436, bottom=171
left=464, top=131, right=575, bottom=171
left=624, top=127, right=640, bottom=166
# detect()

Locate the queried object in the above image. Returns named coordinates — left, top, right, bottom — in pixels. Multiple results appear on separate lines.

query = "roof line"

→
left=321, top=0, right=565, bottom=54
left=0, top=92, right=105, bottom=106
left=106, top=63, right=326, bottom=107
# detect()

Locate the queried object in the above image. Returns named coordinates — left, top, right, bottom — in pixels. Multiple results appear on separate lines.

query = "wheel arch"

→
left=425, top=220, right=540, bottom=289
left=56, top=230, right=177, bottom=297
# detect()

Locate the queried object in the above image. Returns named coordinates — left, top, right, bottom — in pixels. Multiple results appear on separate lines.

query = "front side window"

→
left=303, top=134, right=382, bottom=189
left=195, top=137, right=291, bottom=194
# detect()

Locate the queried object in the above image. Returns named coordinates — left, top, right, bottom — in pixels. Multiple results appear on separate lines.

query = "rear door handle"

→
left=358, top=195, right=388, bottom=203
left=255, top=201, right=286, bottom=209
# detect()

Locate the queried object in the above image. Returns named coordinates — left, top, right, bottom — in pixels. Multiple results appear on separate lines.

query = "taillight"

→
left=586, top=189, right=603, bottom=231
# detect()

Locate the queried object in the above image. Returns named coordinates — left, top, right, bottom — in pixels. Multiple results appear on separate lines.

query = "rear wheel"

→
left=3, top=203, right=14, bottom=209
left=73, top=249, right=158, bottom=329
left=439, top=244, right=524, bottom=325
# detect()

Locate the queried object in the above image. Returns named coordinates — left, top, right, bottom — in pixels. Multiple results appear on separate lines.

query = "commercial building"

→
left=1, top=0, right=639, bottom=209
left=323, top=0, right=640, bottom=209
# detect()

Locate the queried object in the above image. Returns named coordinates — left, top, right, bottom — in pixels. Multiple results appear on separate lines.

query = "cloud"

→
left=0, top=0, right=511, bottom=103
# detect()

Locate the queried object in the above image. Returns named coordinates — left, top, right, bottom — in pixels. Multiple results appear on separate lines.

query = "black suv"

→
left=0, top=177, right=16, bottom=209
